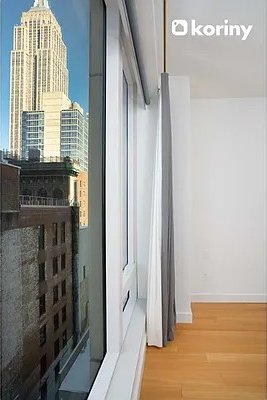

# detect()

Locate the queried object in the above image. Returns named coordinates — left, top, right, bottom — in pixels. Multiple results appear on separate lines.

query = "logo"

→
left=172, top=19, right=253, bottom=41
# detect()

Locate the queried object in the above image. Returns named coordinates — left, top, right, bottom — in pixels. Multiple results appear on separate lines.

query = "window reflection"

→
left=0, top=1, right=106, bottom=399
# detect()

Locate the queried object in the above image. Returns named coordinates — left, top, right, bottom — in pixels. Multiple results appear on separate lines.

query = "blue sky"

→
left=0, top=0, right=89, bottom=149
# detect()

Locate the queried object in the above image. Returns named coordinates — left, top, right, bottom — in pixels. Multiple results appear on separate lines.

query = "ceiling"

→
left=167, top=0, right=266, bottom=98
left=129, top=0, right=266, bottom=100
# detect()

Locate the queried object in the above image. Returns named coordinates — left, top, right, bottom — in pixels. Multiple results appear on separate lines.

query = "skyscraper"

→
left=9, top=0, right=88, bottom=172
left=9, top=0, right=69, bottom=156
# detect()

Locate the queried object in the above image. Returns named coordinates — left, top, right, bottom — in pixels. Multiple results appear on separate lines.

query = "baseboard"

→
left=176, top=311, right=193, bottom=323
left=191, top=293, right=267, bottom=303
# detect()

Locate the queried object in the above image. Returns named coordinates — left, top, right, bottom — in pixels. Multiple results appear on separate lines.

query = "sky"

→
left=0, top=0, right=89, bottom=149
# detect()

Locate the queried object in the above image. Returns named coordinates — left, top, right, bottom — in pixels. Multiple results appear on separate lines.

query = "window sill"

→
left=89, top=299, right=146, bottom=400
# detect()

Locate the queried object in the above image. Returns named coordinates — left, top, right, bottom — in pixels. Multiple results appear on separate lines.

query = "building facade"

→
left=22, top=111, right=45, bottom=158
left=9, top=0, right=68, bottom=155
left=0, top=162, right=76, bottom=400
left=9, top=0, right=88, bottom=172
left=60, top=103, right=89, bottom=172
left=3, top=155, right=89, bottom=227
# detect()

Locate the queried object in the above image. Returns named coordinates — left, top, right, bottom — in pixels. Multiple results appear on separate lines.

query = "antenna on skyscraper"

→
left=33, top=0, right=50, bottom=8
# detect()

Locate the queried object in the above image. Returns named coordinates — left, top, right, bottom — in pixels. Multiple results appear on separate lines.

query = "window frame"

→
left=120, top=36, right=138, bottom=339
left=89, top=3, right=141, bottom=399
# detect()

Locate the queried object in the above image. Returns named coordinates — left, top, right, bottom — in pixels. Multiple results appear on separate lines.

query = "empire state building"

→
left=9, top=0, right=69, bottom=156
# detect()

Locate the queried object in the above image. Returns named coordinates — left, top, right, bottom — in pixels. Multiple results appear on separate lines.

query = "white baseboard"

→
left=191, top=293, right=267, bottom=303
left=176, top=311, right=193, bottom=323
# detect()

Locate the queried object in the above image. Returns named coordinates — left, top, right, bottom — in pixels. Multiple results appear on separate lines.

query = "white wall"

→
left=191, top=97, right=266, bottom=302
left=169, top=76, right=193, bottom=322
left=137, top=80, right=266, bottom=314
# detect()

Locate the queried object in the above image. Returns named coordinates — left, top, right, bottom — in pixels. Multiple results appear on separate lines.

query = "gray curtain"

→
left=161, top=72, right=176, bottom=346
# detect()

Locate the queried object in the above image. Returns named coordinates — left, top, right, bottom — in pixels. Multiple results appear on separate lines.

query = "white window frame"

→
left=120, top=41, right=138, bottom=339
left=88, top=0, right=143, bottom=398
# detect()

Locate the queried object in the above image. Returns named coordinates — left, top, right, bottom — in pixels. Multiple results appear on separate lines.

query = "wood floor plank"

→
left=140, top=303, right=267, bottom=400
left=181, top=383, right=266, bottom=400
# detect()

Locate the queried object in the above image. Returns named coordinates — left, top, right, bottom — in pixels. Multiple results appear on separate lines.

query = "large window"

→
left=1, top=0, right=106, bottom=399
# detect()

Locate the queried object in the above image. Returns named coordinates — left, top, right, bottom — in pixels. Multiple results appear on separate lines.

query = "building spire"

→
left=33, top=0, right=50, bottom=8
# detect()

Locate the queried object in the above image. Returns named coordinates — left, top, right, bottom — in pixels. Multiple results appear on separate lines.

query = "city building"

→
left=0, top=161, right=75, bottom=400
left=60, top=103, right=89, bottom=172
left=3, top=152, right=89, bottom=227
left=9, top=0, right=68, bottom=156
left=22, top=111, right=45, bottom=159
left=9, top=0, right=88, bottom=172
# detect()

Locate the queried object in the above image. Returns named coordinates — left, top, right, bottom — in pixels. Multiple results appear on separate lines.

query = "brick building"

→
left=0, top=161, right=80, bottom=400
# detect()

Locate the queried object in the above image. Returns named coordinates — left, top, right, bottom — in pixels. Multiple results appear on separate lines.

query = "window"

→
left=62, top=329, right=67, bottom=348
left=39, top=263, right=45, bottom=282
left=38, top=188, right=47, bottom=198
left=61, top=280, right=66, bottom=297
left=53, top=257, right=58, bottom=276
left=61, top=253, right=66, bottom=270
left=55, top=363, right=60, bottom=384
left=61, top=221, right=65, bottom=243
left=54, top=313, right=59, bottom=332
left=40, top=355, right=47, bottom=377
left=40, top=325, right=46, bottom=347
left=40, top=381, right=47, bottom=400
left=52, top=222, right=58, bottom=245
left=53, top=285, right=59, bottom=305
left=38, top=224, right=45, bottom=250
left=54, top=339, right=60, bottom=359
left=1, top=0, right=107, bottom=398
left=62, top=305, right=67, bottom=323
left=39, top=294, right=46, bottom=316
left=83, top=265, right=86, bottom=280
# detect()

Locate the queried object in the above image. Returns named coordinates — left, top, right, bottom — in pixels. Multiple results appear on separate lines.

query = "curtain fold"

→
left=147, top=73, right=176, bottom=347
left=161, top=72, right=176, bottom=346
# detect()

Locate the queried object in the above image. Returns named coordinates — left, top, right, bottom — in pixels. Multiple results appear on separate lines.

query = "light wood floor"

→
left=140, top=303, right=267, bottom=400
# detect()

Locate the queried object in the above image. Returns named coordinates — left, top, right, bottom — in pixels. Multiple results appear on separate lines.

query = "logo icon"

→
left=171, top=20, right=188, bottom=36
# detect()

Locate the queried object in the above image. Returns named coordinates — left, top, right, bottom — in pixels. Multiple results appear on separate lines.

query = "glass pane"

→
left=0, top=0, right=106, bottom=399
